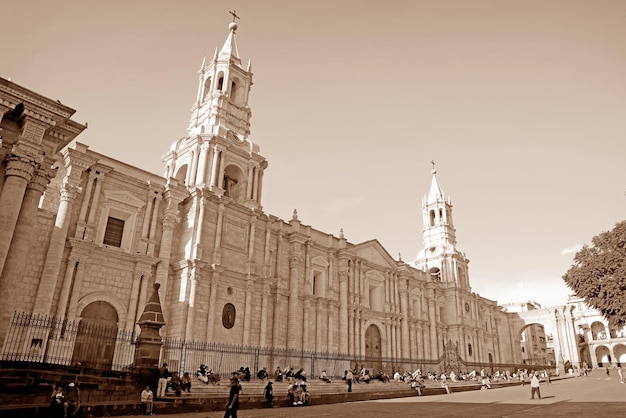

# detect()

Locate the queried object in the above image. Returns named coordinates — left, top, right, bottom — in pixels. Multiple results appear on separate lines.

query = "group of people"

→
left=156, top=362, right=193, bottom=398
left=49, top=382, right=81, bottom=417
left=286, top=380, right=311, bottom=406
left=197, top=364, right=221, bottom=384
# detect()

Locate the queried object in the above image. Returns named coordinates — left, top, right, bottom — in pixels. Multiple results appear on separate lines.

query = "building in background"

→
left=502, top=301, right=553, bottom=366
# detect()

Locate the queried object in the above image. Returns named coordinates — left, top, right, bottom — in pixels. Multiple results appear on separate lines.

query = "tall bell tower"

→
left=163, top=16, right=266, bottom=210
left=415, top=163, right=471, bottom=290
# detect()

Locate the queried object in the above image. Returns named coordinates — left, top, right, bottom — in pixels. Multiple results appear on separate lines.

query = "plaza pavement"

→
left=110, top=369, right=626, bottom=417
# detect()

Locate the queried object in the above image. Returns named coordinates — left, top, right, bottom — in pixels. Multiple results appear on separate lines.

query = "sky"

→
left=2, top=0, right=625, bottom=308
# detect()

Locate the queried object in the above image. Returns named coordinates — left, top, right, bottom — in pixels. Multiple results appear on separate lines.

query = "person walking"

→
left=346, top=369, right=354, bottom=393
left=530, top=372, right=541, bottom=399
left=263, top=381, right=273, bottom=407
left=224, top=375, right=241, bottom=418
left=140, top=386, right=154, bottom=415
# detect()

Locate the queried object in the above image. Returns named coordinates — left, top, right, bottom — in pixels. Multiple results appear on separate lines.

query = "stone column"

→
left=256, top=167, right=264, bottom=203
left=209, top=146, right=219, bottom=188
left=34, top=183, right=81, bottom=315
left=243, top=278, right=253, bottom=345
left=85, top=172, right=104, bottom=240
left=216, top=150, right=225, bottom=189
left=141, top=194, right=154, bottom=239
left=327, top=301, right=334, bottom=351
left=259, top=283, right=270, bottom=347
left=147, top=194, right=162, bottom=256
left=55, top=256, right=78, bottom=319
left=184, top=267, right=199, bottom=341
left=348, top=309, right=355, bottom=356
left=206, top=267, right=220, bottom=342
left=75, top=170, right=96, bottom=239
left=67, top=254, right=89, bottom=319
left=192, top=191, right=205, bottom=260
left=0, top=147, right=39, bottom=279
left=252, top=166, right=260, bottom=201
left=287, top=252, right=303, bottom=350
left=398, top=276, right=410, bottom=359
left=302, top=299, right=311, bottom=350
left=0, top=165, right=47, bottom=341
left=212, top=203, right=225, bottom=265
left=245, top=162, right=254, bottom=200
left=36, top=149, right=92, bottom=314
left=428, top=298, right=438, bottom=359
left=154, top=185, right=186, bottom=331
left=385, top=321, right=392, bottom=362
left=416, top=323, right=423, bottom=359
left=315, top=298, right=323, bottom=352
left=196, top=143, right=209, bottom=186
left=338, top=260, right=349, bottom=354
left=271, top=286, right=282, bottom=348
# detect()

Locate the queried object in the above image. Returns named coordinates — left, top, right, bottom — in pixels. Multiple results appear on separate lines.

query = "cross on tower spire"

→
left=229, top=10, right=240, bottom=22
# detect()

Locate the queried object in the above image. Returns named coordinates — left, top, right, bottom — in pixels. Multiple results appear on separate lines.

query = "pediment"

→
left=103, top=190, right=145, bottom=208
left=349, top=239, right=397, bottom=268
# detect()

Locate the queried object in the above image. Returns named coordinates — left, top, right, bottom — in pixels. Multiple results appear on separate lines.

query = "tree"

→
left=562, top=220, right=626, bottom=327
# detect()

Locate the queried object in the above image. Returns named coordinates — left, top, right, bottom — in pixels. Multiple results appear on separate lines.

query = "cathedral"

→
left=0, top=21, right=529, bottom=373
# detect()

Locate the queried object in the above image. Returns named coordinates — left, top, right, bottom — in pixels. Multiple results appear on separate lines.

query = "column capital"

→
left=289, top=253, right=303, bottom=268
left=60, top=183, right=80, bottom=202
left=27, top=167, right=53, bottom=194
left=5, top=151, right=39, bottom=181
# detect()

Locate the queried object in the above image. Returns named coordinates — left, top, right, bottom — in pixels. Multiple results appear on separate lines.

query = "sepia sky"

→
left=2, top=0, right=625, bottom=308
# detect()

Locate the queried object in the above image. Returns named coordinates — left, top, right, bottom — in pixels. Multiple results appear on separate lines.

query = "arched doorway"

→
left=595, top=345, right=612, bottom=368
left=364, top=325, right=382, bottom=373
left=579, top=345, right=592, bottom=369
left=614, top=344, right=626, bottom=366
left=72, top=301, right=119, bottom=369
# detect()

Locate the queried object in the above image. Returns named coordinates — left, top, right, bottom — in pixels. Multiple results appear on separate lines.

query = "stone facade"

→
left=0, top=22, right=542, bottom=373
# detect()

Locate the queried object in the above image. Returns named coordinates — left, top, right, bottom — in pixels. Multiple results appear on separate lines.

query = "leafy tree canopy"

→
left=562, top=220, right=626, bottom=327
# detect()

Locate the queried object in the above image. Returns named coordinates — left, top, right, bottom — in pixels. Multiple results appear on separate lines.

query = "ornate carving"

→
left=5, top=153, right=37, bottom=181
left=27, top=167, right=52, bottom=193
left=222, top=303, right=236, bottom=329
left=289, top=253, right=303, bottom=269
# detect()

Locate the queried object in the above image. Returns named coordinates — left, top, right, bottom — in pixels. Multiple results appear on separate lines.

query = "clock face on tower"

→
left=465, top=302, right=470, bottom=313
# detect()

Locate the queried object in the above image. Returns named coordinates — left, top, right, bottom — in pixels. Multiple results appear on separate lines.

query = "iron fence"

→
left=1, top=312, right=137, bottom=371
left=159, top=339, right=445, bottom=380
left=3, top=312, right=536, bottom=378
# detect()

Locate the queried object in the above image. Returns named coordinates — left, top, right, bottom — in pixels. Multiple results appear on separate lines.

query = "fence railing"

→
left=1, top=312, right=137, bottom=371
left=159, top=339, right=447, bottom=380
left=3, top=312, right=542, bottom=378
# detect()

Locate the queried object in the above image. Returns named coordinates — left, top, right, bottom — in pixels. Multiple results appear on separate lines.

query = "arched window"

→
left=468, top=343, right=473, bottom=356
left=429, top=267, right=441, bottom=281
left=202, top=77, right=212, bottom=102
left=218, top=76, right=224, bottom=91
left=429, top=210, right=436, bottom=227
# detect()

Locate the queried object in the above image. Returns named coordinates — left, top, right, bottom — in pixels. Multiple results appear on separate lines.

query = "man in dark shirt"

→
left=64, top=382, right=80, bottom=417
left=224, top=375, right=241, bottom=418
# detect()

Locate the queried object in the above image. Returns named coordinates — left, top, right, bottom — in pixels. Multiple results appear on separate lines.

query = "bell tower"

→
left=163, top=16, right=266, bottom=210
left=415, top=163, right=470, bottom=289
